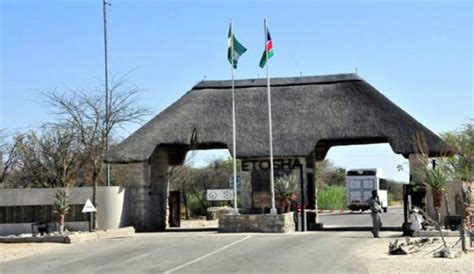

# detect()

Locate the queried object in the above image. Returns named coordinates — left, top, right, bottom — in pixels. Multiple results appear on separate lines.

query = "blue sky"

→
left=1, top=0, right=472, bottom=182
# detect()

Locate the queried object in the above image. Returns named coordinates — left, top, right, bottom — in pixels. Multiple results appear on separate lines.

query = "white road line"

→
left=164, top=235, right=252, bottom=274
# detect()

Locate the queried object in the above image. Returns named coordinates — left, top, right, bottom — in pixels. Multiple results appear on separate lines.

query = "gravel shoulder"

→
left=351, top=233, right=474, bottom=273
left=0, top=243, right=69, bottom=263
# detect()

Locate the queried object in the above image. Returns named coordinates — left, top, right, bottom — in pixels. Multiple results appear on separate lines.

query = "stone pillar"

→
left=125, top=149, right=170, bottom=232
left=408, top=154, right=428, bottom=223
left=149, top=148, right=170, bottom=231
left=126, top=161, right=151, bottom=231
left=240, top=169, right=252, bottom=211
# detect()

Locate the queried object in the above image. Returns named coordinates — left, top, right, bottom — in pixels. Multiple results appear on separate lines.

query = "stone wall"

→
left=218, top=213, right=295, bottom=233
left=425, top=181, right=473, bottom=223
left=0, top=186, right=126, bottom=235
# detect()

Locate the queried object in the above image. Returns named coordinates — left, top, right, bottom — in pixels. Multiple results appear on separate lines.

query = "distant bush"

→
left=186, top=192, right=232, bottom=217
left=187, top=194, right=207, bottom=217
left=317, top=186, right=346, bottom=210
left=388, top=193, right=395, bottom=206
left=387, top=181, right=404, bottom=201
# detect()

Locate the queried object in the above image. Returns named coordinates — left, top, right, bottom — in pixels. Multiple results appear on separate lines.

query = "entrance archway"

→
left=168, top=148, right=232, bottom=229
left=105, top=73, right=452, bottom=232
left=316, top=143, right=408, bottom=230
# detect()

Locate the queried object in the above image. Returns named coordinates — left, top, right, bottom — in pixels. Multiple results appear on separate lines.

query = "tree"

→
left=386, top=180, right=404, bottom=201
left=315, top=159, right=346, bottom=188
left=42, top=75, right=151, bottom=229
left=10, top=127, right=83, bottom=188
left=441, top=119, right=473, bottom=181
left=169, top=151, right=197, bottom=219
left=187, top=158, right=233, bottom=214
left=169, top=157, right=235, bottom=217
left=0, top=129, right=17, bottom=184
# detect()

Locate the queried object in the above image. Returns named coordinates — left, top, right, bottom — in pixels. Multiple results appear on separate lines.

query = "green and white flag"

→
left=227, top=25, right=247, bottom=69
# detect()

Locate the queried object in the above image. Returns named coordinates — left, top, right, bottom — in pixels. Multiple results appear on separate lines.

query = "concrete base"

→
left=308, top=223, right=324, bottom=231
left=0, top=227, right=135, bottom=244
left=218, top=213, right=295, bottom=233
left=413, top=230, right=461, bottom=237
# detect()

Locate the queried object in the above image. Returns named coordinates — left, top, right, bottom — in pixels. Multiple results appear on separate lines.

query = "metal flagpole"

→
left=230, top=20, right=238, bottom=215
left=103, top=0, right=111, bottom=187
left=264, top=19, right=277, bottom=215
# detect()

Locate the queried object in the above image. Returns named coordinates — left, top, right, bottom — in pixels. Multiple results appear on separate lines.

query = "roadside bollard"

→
left=297, top=205, right=302, bottom=232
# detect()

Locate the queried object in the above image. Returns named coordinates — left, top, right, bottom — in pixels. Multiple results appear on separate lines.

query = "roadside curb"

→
left=413, top=230, right=460, bottom=237
left=0, top=226, right=135, bottom=244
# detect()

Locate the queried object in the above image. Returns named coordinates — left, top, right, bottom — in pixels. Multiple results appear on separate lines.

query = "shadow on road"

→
left=322, top=226, right=403, bottom=232
left=165, top=227, right=218, bottom=232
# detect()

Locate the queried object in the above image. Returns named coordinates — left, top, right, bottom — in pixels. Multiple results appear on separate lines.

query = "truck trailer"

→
left=346, top=168, right=388, bottom=212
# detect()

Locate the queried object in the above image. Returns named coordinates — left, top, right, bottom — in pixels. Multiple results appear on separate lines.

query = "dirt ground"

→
left=0, top=242, right=69, bottom=263
left=352, top=234, right=474, bottom=273
left=179, top=219, right=218, bottom=228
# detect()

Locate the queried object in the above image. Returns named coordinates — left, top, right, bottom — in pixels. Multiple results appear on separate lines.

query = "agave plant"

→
left=53, top=189, right=70, bottom=234
left=274, top=174, right=299, bottom=197
left=415, top=132, right=452, bottom=223
left=423, top=161, right=451, bottom=223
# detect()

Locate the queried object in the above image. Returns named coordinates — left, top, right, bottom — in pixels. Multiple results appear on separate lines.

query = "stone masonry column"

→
left=240, top=169, right=252, bottom=211
left=149, top=148, right=170, bottom=231
left=127, top=161, right=151, bottom=232
left=407, top=154, right=427, bottom=224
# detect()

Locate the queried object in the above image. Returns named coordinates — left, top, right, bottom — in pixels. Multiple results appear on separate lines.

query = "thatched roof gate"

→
left=106, top=73, right=449, bottom=164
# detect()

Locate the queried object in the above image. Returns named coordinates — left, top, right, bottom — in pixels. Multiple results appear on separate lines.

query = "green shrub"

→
left=387, top=193, right=395, bottom=206
left=187, top=194, right=208, bottom=217
left=317, top=186, right=346, bottom=210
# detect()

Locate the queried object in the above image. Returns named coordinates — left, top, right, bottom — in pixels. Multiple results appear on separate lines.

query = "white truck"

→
left=346, top=168, right=388, bottom=212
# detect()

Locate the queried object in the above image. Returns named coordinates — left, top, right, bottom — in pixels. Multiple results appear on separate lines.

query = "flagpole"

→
left=230, top=20, right=238, bottom=215
left=264, top=19, right=277, bottom=215
left=103, top=0, right=111, bottom=187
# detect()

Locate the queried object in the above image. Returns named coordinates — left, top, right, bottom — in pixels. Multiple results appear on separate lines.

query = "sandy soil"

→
left=179, top=219, right=218, bottom=228
left=0, top=242, right=69, bottom=263
left=352, top=234, right=474, bottom=274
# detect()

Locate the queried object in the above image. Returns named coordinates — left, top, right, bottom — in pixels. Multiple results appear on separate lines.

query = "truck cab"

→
left=346, top=168, right=388, bottom=212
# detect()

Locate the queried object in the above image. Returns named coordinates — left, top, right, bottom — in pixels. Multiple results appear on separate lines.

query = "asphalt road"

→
left=319, top=206, right=404, bottom=228
left=1, top=209, right=405, bottom=273
left=1, top=231, right=388, bottom=273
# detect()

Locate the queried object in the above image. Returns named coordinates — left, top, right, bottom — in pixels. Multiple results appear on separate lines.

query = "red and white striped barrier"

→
left=317, top=209, right=355, bottom=214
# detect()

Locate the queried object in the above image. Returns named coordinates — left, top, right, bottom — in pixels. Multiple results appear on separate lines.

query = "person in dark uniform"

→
left=288, top=192, right=298, bottom=227
left=289, top=192, right=297, bottom=212
left=367, top=190, right=382, bottom=238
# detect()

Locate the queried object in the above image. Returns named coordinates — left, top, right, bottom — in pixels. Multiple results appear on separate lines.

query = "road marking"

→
left=164, top=235, right=252, bottom=273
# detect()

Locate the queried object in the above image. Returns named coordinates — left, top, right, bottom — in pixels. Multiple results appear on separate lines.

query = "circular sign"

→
left=223, top=190, right=233, bottom=199
left=208, top=192, right=217, bottom=200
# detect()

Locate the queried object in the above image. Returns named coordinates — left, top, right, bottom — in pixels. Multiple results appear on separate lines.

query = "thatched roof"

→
left=106, top=73, right=450, bottom=164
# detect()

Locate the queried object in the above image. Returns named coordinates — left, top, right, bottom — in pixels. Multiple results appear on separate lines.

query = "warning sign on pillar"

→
left=82, top=199, right=97, bottom=213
